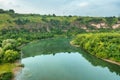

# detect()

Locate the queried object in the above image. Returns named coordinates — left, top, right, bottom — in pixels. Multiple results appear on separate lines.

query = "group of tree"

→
left=71, top=32, right=120, bottom=62
left=0, top=9, right=14, bottom=14
left=0, top=39, right=20, bottom=63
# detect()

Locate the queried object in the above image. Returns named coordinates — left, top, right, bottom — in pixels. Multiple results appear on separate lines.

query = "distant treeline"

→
left=0, top=9, right=15, bottom=14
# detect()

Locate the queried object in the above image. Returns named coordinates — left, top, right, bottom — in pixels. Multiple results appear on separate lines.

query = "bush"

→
left=2, top=43, right=13, bottom=51
left=0, top=72, right=13, bottom=80
left=0, top=48, right=3, bottom=63
left=95, top=53, right=108, bottom=58
left=2, top=39, right=17, bottom=51
left=3, top=50, right=19, bottom=62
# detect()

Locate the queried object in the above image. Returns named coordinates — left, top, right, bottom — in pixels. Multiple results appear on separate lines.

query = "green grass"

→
left=0, top=14, right=12, bottom=20
left=0, top=63, right=15, bottom=74
left=0, top=14, right=16, bottom=29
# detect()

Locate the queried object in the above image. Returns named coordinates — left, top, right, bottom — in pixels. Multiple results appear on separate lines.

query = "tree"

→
left=14, top=18, right=30, bottom=25
left=4, top=50, right=19, bottom=62
left=0, top=47, right=3, bottom=55
left=0, top=9, right=5, bottom=13
left=53, top=14, right=56, bottom=17
left=106, top=17, right=118, bottom=26
left=3, top=43, right=13, bottom=51
left=2, top=39, right=17, bottom=51
left=8, top=9, right=15, bottom=14
left=0, top=47, right=3, bottom=63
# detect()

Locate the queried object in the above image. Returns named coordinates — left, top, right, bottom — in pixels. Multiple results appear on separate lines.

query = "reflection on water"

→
left=81, top=51, right=120, bottom=76
left=16, top=52, right=120, bottom=80
left=16, top=38, right=120, bottom=80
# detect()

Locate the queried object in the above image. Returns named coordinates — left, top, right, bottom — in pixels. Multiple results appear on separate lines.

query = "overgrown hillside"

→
left=0, top=9, right=120, bottom=34
left=0, top=9, right=120, bottom=45
left=0, top=11, right=120, bottom=31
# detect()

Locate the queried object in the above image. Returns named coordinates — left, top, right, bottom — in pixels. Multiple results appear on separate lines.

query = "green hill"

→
left=0, top=9, right=120, bottom=45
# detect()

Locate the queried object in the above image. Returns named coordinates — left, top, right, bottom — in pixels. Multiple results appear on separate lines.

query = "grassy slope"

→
left=0, top=14, right=15, bottom=29
left=0, top=63, right=15, bottom=74
left=0, top=13, right=120, bottom=31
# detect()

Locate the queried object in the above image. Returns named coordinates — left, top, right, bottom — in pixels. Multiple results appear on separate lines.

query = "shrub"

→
left=2, top=39, right=17, bottom=51
left=0, top=48, right=3, bottom=63
left=0, top=72, right=13, bottom=80
left=3, top=50, right=19, bottom=62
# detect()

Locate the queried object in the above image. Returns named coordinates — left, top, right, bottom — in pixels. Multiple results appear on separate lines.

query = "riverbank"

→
left=12, top=61, right=23, bottom=80
left=0, top=63, right=15, bottom=80
left=70, top=41, right=120, bottom=66
left=0, top=62, right=23, bottom=80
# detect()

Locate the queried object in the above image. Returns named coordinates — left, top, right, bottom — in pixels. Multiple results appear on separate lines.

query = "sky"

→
left=0, top=0, right=120, bottom=16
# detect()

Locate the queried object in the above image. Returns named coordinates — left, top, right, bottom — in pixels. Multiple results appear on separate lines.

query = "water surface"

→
left=16, top=38, right=120, bottom=80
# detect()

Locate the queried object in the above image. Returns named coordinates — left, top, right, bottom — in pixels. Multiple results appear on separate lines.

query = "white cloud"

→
left=0, top=0, right=20, bottom=9
left=61, top=1, right=89, bottom=11
left=0, top=0, right=119, bottom=16
left=57, top=1, right=90, bottom=15
left=0, top=0, right=38, bottom=14
left=78, top=2, right=89, bottom=7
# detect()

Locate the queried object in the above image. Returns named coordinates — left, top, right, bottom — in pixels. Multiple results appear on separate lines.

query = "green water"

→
left=16, top=38, right=120, bottom=80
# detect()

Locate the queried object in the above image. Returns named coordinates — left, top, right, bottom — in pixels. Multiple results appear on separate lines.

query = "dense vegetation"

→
left=0, top=72, right=12, bottom=80
left=71, top=33, right=120, bottom=62
left=0, top=39, right=20, bottom=80
left=0, top=39, right=20, bottom=63
left=0, top=9, right=120, bottom=45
